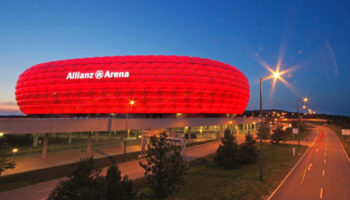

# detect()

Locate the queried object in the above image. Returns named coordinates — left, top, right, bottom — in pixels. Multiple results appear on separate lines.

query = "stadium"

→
left=1, top=55, right=258, bottom=161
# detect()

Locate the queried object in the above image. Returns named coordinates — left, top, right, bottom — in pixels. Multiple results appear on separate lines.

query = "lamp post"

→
left=259, top=71, right=281, bottom=181
left=11, top=148, right=18, bottom=166
left=297, top=97, right=308, bottom=147
left=124, top=100, right=135, bottom=155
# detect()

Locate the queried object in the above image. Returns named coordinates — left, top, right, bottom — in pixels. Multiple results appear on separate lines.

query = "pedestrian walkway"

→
left=2, top=144, right=141, bottom=176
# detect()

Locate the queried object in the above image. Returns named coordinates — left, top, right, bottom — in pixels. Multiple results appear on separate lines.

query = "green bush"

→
left=257, top=123, right=271, bottom=139
left=104, top=165, right=135, bottom=200
left=271, top=127, right=286, bottom=144
left=48, top=157, right=135, bottom=200
left=139, top=132, right=187, bottom=199
left=214, top=129, right=240, bottom=169
left=238, top=134, right=258, bottom=164
left=0, top=137, right=15, bottom=176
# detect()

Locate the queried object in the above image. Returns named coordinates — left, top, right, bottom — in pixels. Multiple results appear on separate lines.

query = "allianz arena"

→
left=15, top=55, right=249, bottom=115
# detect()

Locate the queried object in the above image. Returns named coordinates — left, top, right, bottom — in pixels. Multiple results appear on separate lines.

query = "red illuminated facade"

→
left=15, top=55, right=249, bottom=114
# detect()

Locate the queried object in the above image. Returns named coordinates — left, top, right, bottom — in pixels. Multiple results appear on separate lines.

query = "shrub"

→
left=47, top=157, right=103, bottom=200
left=104, top=165, right=135, bottom=200
left=48, top=157, right=135, bottom=200
left=238, top=133, right=258, bottom=164
left=139, top=132, right=187, bottom=199
left=214, top=128, right=240, bottom=169
left=0, top=138, right=15, bottom=176
left=271, top=126, right=286, bottom=144
left=257, top=123, right=271, bottom=139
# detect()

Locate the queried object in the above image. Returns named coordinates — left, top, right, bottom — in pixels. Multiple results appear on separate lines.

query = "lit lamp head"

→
left=129, top=100, right=135, bottom=106
left=0, top=132, right=4, bottom=137
left=229, top=121, right=233, bottom=125
left=273, top=71, right=280, bottom=79
left=303, top=97, right=308, bottom=102
left=12, top=148, right=18, bottom=153
left=302, top=105, right=306, bottom=109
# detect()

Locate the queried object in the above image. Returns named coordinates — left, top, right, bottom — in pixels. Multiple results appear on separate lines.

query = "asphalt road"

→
left=0, top=140, right=223, bottom=200
left=271, top=125, right=350, bottom=200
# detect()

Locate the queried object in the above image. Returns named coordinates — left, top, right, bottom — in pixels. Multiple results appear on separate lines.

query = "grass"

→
left=0, top=139, right=216, bottom=193
left=327, top=125, right=350, bottom=157
left=158, top=143, right=307, bottom=200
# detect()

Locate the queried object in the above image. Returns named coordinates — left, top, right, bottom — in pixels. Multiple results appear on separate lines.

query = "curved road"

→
left=271, top=125, right=350, bottom=200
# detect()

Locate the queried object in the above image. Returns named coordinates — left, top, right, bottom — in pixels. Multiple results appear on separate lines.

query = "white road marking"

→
left=335, top=131, right=350, bottom=163
left=324, top=159, right=326, bottom=164
left=322, top=170, right=325, bottom=176
left=320, top=188, right=323, bottom=199
left=308, top=163, right=312, bottom=171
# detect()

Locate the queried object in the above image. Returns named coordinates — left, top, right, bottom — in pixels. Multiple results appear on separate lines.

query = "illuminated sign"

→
left=66, top=70, right=129, bottom=80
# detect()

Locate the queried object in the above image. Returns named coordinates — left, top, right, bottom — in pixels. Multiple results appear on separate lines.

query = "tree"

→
left=0, top=137, right=15, bottom=176
left=104, top=165, right=135, bottom=200
left=214, top=128, right=240, bottom=169
left=257, top=122, right=271, bottom=139
left=47, top=157, right=104, bottom=200
left=271, top=126, right=286, bottom=144
left=48, top=157, right=136, bottom=200
left=238, top=133, right=258, bottom=164
left=139, top=132, right=187, bottom=199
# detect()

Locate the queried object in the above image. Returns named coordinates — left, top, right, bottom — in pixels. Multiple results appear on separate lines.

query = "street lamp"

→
left=259, top=70, right=283, bottom=181
left=297, top=97, right=308, bottom=147
left=124, top=99, right=135, bottom=155
left=12, top=148, right=18, bottom=166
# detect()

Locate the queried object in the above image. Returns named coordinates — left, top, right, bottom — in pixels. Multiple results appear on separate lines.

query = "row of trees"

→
left=257, top=121, right=310, bottom=144
left=48, top=158, right=134, bottom=200
left=215, top=129, right=258, bottom=169
left=48, top=132, right=187, bottom=200
left=0, top=135, right=16, bottom=176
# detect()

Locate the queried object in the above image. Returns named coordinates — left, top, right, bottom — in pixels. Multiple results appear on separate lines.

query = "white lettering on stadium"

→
left=66, top=70, right=130, bottom=80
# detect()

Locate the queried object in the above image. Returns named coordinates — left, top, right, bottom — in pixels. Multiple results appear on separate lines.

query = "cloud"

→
left=0, top=102, right=23, bottom=115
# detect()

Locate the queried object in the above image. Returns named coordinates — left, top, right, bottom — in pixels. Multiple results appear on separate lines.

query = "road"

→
left=0, top=140, right=225, bottom=200
left=271, top=125, right=350, bottom=200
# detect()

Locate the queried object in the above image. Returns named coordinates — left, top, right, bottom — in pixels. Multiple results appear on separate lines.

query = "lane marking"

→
left=320, top=188, right=323, bottom=199
left=322, top=170, right=325, bottom=176
left=335, top=130, right=350, bottom=163
left=324, top=159, right=326, bottom=164
left=308, top=163, right=312, bottom=171
left=267, top=129, right=319, bottom=200
left=300, top=165, right=308, bottom=184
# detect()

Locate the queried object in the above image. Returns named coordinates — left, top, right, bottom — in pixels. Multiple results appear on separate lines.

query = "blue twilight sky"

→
left=0, top=0, right=349, bottom=115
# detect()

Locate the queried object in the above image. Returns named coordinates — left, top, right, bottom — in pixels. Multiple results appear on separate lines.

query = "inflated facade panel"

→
left=16, top=55, right=249, bottom=114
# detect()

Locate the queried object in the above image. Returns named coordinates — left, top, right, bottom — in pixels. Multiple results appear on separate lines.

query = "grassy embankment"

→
left=0, top=139, right=216, bottom=193
left=327, top=125, right=350, bottom=157
left=136, top=143, right=307, bottom=200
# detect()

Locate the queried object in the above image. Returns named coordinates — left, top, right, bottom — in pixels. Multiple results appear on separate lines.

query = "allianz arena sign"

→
left=66, top=70, right=130, bottom=80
